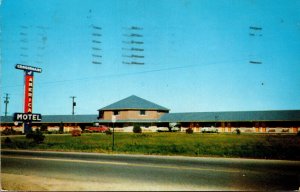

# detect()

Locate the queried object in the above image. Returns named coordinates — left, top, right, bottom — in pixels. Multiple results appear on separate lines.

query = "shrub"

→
left=186, top=128, right=194, bottom=134
left=33, top=129, right=45, bottom=143
left=2, top=128, right=16, bottom=135
left=4, top=137, right=12, bottom=144
left=26, top=130, right=34, bottom=139
left=15, top=131, right=23, bottom=135
left=40, top=124, right=48, bottom=132
left=71, top=129, right=81, bottom=137
left=105, top=129, right=112, bottom=135
left=236, top=129, right=241, bottom=135
left=3, top=137, right=16, bottom=148
left=26, top=128, right=45, bottom=144
left=297, top=131, right=300, bottom=137
left=133, top=124, right=142, bottom=133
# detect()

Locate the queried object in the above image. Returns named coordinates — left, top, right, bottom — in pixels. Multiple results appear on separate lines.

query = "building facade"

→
left=97, top=95, right=169, bottom=132
left=1, top=95, right=300, bottom=133
left=0, top=115, right=98, bottom=133
left=160, top=110, right=300, bottom=133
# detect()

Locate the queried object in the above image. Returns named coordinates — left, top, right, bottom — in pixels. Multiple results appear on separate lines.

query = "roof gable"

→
left=99, top=95, right=169, bottom=111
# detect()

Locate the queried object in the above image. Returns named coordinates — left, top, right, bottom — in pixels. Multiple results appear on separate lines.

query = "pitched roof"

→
left=99, top=95, right=169, bottom=111
left=159, top=110, right=300, bottom=122
left=2, top=110, right=299, bottom=124
left=41, top=115, right=98, bottom=123
left=0, top=115, right=98, bottom=123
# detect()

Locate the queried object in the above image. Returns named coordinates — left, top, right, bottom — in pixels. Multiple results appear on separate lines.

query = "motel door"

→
left=293, top=127, right=298, bottom=133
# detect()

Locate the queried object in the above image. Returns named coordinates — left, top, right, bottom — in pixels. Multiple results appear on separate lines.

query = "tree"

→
left=26, top=128, right=45, bottom=144
left=186, top=128, right=193, bottom=134
left=133, top=124, right=142, bottom=133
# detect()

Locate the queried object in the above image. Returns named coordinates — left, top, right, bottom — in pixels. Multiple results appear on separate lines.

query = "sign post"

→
left=112, top=115, right=116, bottom=151
left=15, top=64, right=42, bottom=134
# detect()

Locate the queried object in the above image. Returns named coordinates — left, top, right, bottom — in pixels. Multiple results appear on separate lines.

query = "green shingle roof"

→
left=2, top=111, right=299, bottom=124
left=99, top=95, right=169, bottom=111
left=41, top=115, right=98, bottom=123
left=98, top=119, right=158, bottom=123
left=159, top=110, right=300, bottom=122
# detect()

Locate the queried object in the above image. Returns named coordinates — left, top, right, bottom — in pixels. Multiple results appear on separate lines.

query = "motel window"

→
left=140, top=110, right=146, bottom=115
left=114, top=111, right=120, bottom=115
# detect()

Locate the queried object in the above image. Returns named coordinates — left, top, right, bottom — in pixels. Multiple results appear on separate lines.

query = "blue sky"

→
left=1, top=0, right=300, bottom=115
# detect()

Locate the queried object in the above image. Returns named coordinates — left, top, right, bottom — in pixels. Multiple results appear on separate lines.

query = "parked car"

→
left=201, top=127, right=218, bottom=133
left=156, top=127, right=169, bottom=132
left=86, top=125, right=109, bottom=133
left=171, top=127, right=180, bottom=132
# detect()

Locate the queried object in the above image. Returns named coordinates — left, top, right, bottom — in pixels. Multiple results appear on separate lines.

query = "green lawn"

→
left=2, top=132, right=300, bottom=160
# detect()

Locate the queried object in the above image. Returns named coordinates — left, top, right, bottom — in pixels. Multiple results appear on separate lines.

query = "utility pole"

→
left=70, top=96, right=76, bottom=115
left=3, top=93, right=10, bottom=116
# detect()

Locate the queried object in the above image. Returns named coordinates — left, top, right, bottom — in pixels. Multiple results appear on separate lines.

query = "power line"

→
left=1, top=58, right=248, bottom=89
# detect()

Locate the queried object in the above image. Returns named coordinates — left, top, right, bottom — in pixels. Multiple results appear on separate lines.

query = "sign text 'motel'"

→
left=14, top=113, right=42, bottom=122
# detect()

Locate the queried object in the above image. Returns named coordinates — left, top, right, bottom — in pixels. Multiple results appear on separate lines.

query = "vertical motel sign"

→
left=15, top=64, right=42, bottom=133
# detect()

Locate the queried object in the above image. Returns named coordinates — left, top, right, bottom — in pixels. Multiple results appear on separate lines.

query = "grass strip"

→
left=1, top=133, right=300, bottom=160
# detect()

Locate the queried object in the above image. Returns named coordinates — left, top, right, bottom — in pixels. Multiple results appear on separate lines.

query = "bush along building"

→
left=1, top=95, right=300, bottom=133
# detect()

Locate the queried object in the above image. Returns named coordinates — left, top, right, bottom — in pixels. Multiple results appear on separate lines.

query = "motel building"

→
left=1, top=95, right=300, bottom=134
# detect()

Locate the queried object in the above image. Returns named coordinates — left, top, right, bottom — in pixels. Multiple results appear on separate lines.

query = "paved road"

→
left=1, top=150, right=300, bottom=191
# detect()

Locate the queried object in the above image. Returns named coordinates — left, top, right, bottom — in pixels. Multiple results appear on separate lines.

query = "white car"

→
left=201, top=127, right=218, bottom=133
left=156, top=127, right=169, bottom=132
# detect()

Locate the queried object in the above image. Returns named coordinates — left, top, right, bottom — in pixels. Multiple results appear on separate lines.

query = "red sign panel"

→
left=24, top=73, right=34, bottom=113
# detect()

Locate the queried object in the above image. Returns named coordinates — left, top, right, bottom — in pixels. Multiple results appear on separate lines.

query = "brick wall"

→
left=101, top=110, right=167, bottom=120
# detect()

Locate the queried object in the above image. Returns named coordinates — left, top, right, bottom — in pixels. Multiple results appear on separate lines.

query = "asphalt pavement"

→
left=1, top=150, right=300, bottom=191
